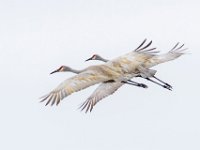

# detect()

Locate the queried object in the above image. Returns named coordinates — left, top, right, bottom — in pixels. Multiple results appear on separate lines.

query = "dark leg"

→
left=152, top=76, right=172, bottom=89
left=145, top=77, right=172, bottom=91
left=122, top=80, right=148, bottom=88
left=136, top=74, right=172, bottom=90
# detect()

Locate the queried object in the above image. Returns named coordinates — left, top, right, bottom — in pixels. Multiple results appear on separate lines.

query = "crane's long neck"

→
left=69, top=68, right=83, bottom=74
left=99, top=57, right=109, bottom=62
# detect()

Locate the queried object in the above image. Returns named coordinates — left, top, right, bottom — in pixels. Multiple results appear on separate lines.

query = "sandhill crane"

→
left=49, top=65, right=149, bottom=112
left=40, top=39, right=186, bottom=113
left=40, top=63, right=144, bottom=106
left=49, top=65, right=148, bottom=109
left=79, top=41, right=186, bottom=112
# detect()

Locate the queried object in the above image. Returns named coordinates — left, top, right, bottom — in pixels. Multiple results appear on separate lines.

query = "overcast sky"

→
left=0, top=0, right=200, bottom=150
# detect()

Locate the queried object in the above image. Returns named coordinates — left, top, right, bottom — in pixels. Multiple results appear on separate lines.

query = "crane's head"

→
left=50, top=65, right=72, bottom=74
left=85, top=54, right=108, bottom=62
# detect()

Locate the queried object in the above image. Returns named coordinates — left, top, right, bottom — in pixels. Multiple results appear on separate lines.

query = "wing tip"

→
left=134, top=39, right=158, bottom=54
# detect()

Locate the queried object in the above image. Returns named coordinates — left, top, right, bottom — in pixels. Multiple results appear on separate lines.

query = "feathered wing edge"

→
left=133, top=39, right=160, bottom=54
left=158, top=42, right=187, bottom=65
left=40, top=71, right=109, bottom=106
left=169, top=42, right=188, bottom=53
left=79, top=81, right=124, bottom=113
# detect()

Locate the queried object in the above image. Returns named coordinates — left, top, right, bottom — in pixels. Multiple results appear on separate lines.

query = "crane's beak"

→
left=85, top=57, right=92, bottom=62
left=50, top=68, right=60, bottom=74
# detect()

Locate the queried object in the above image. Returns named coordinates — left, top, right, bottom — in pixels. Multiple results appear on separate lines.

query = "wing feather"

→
left=80, top=82, right=124, bottom=113
left=40, top=71, right=109, bottom=106
left=51, top=94, right=57, bottom=106
left=56, top=93, right=61, bottom=105
left=144, top=43, right=187, bottom=68
left=133, top=39, right=159, bottom=55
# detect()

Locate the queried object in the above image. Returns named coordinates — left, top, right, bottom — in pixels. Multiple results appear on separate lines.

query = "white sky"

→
left=0, top=0, right=200, bottom=150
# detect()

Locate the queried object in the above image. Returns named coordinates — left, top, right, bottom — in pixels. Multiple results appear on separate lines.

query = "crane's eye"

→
left=92, top=54, right=97, bottom=59
left=59, top=66, right=64, bottom=71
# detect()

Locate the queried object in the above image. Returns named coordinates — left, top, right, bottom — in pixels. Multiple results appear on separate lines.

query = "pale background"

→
left=0, top=0, right=199, bottom=150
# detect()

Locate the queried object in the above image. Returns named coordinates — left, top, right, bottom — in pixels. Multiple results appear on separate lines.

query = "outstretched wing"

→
left=40, top=70, right=109, bottom=106
left=79, top=81, right=124, bottom=113
left=144, top=42, right=187, bottom=68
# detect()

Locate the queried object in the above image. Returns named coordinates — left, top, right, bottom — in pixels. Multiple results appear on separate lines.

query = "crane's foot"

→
left=138, top=83, right=148, bottom=88
left=123, top=80, right=148, bottom=88
left=165, top=83, right=173, bottom=89
left=163, top=84, right=172, bottom=91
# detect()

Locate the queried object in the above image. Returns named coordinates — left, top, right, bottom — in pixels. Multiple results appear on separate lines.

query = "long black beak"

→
left=50, top=68, right=59, bottom=74
left=85, top=57, right=92, bottom=62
